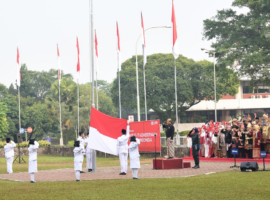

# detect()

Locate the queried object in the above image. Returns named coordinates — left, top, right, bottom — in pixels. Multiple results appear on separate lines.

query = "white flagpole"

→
left=96, top=72, right=98, bottom=110
left=18, top=85, right=21, bottom=134
left=59, top=80, right=63, bottom=146
left=77, top=81, right=79, bottom=136
left=174, top=58, right=178, bottom=135
left=118, top=68, right=121, bottom=118
left=90, top=0, right=96, bottom=173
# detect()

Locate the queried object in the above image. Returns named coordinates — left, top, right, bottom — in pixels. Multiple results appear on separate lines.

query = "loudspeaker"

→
left=13, top=133, right=22, bottom=143
left=240, top=162, right=259, bottom=172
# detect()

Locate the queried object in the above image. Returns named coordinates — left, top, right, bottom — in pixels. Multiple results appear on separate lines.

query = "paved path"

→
left=0, top=162, right=269, bottom=182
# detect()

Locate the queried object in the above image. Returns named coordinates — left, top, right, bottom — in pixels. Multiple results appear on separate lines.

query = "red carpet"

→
left=183, top=156, right=270, bottom=164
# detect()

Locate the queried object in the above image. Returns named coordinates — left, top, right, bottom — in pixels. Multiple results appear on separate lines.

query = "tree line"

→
left=0, top=53, right=240, bottom=142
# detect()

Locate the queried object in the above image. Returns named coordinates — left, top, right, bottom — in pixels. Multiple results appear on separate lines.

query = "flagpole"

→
left=143, top=63, right=147, bottom=121
left=118, top=68, right=121, bottom=118
left=96, top=72, right=98, bottom=110
left=135, top=50, right=140, bottom=121
left=90, top=0, right=96, bottom=173
left=77, top=82, right=79, bottom=136
left=174, top=58, right=178, bottom=136
left=59, top=80, right=63, bottom=146
left=18, top=85, right=21, bottom=135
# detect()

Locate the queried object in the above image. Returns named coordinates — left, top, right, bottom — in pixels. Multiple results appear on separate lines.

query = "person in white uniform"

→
left=117, top=123, right=130, bottom=175
left=77, top=132, right=86, bottom=173
left=128, top=136, right=141, bottom=179
left=73, top=141, right=85, bottom=181
left=28, top=139, right=39, bottom=183
left=4, top=138, right=16, bottom=174
left=85, top=132, right=93, bottom=172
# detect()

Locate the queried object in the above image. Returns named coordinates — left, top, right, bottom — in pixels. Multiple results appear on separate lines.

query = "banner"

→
left=129, top=120, right=161, bottom=152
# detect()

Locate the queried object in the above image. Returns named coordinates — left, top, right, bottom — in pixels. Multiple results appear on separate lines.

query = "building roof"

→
left=186, top=98, right=270, bottom=111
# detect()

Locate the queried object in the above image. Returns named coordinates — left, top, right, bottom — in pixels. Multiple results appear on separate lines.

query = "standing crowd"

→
left=187, top=114, right=270, bottom=159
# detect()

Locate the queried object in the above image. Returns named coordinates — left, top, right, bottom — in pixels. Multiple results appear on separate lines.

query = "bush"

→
left=67, top=140, right=75, bottom=147
left=160, top=130, right=190, bottom=137
left=0, top=140, right=51, bottom=148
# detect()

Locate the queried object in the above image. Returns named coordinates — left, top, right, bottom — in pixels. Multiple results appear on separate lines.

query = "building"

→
left=185, top=78, right=270, bottom=122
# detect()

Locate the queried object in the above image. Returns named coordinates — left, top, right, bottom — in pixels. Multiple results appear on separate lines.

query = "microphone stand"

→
left=154, top=134, right=157, bottom=170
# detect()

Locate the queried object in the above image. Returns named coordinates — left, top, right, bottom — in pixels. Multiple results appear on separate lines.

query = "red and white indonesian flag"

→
left=116, top=22, right=121, bottom=71
left=17, top=47, right=21, bottom=87
left=95, top=30, right=99, bottom=75
left=89, top=107, right=127, bottom=155
left=57, top=44, right=61, bottom=83
left=141, top=12, right=147, bottom=67
left=171, top=0, right=179, bottom=59
left=76, top=37, right=80, bottom=81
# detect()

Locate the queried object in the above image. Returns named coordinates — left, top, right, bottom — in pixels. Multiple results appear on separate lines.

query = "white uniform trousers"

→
left=205, top=144, right=209, bottom=157
left=119, top=153, right=128, bottom=173
left=131, top=168, right=138, bottom=178
left=86, top=149, right=92, bottom=169
left=6, top=157, right=14, bottom=174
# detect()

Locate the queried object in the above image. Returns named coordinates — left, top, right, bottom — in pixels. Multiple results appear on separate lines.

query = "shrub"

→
left=67, top=140, right=75, bottom=147
left=160, top=130, right=190, bottom=137
left=0, top=140, right=51, bottom=148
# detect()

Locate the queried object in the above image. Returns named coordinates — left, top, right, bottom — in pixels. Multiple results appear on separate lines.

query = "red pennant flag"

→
left=141, top=12, right=147, bottom=66
left=171, top=0, right=179, bottom=59
left=116, top=22, right=121, bottom=71
left=17, top=47, right=21, bottom=87
left=57, top=44, right=61, bottom=83
left=95, top=30, right=99, bottom=74
left=76, top=37, right=80, bottom=81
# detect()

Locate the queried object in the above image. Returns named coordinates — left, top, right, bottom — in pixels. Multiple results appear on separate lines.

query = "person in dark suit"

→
left=188, top=128, right=200, bottom=169
left=163, top=119, right=175, bottom=159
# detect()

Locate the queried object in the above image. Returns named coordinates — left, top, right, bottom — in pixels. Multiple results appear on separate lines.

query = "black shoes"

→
left=30, top=181, right=37, bottom=183
left=80, top=171, right=85, bottom=173
left=76, top=179, right=81, bottom=182
left=192, top=165, right=200, bottom=169
left=119, top=172, right=126, bottom=175
left=88, top=169, right=92, bottom=173
left=133, top=177, right=139, bottom=179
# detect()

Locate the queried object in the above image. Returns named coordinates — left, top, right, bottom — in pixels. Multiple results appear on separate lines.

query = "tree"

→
left=111, top=54, right=239, bottom=122
left=19, top=65, right=73, bottom=101
left=203, top=0, right=270, bottom=85
left=0, top=102, right=8, bottom=139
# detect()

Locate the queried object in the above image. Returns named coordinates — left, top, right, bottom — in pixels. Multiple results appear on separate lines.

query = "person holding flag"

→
left=4, top=138, right=16, bottom=174
left=117, top=121, right=130, bottom=175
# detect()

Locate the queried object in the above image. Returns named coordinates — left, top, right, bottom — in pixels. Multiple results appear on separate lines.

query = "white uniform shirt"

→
left=73, top=147, right=85, bottom=163
left=4, top=141, right=16, bottom=159
left=28, top=141, right=39, bottom=161
left=128, top=139, right=140, bottom=160
left=117, top=125, right=130, bottom=155
left=77, top=136, right=85, bottom=149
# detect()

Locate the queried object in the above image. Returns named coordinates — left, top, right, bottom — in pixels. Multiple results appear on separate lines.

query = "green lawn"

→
left=0, top=170, right=270, bottom=199
left=0, top=155, right=152, bottom=174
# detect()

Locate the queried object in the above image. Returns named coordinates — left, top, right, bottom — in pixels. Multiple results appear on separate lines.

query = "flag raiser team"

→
left=4, top=121, right=140, bottom=182
left=187, top=114, right=270, bottom=160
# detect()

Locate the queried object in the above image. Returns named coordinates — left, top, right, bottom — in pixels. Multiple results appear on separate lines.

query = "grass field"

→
left=0, top=170, right=270, bottom=200
left=1, top=156, right=270, bottom=199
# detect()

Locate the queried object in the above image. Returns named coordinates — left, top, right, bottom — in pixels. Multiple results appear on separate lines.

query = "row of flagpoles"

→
left=15, top=0, right=179, bottom=169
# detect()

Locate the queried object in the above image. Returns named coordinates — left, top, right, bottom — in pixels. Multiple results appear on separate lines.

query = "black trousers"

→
left=238, top=147, right=246, bottom=158
left=226, top=145, right=232, bottom=158
left=261, top=143, right=265, bottom=151
left=192, top=147, right=199, bottom=166
left=246, top=149, right=252, bottom=159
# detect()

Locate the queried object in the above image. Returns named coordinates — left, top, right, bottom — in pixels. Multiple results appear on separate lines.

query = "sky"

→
left=0, top=0, right=249, bottom=87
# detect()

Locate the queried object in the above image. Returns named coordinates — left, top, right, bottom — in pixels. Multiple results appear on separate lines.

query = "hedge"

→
left=160, top=130, right=190, bottom=137
left=0, top=140, right=51, bottom=148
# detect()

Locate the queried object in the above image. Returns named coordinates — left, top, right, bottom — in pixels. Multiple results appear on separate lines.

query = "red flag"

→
left=76, top=37, right=80, bottom=80
left=141, top=12, right=147, bottom=66
left=17, top=47, right=21, bottom=87
left=95, top=30, right=99, bottom=74
left=57, top=44, right=61, bottom=83
left=89, top=107, right=127, bottom=155
left=171, top=0, right=179, bottom=59
left=116, top=22, right=121, bottom=71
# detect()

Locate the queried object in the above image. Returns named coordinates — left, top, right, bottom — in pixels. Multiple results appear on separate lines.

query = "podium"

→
left=153, top=158, right=191, bottom=170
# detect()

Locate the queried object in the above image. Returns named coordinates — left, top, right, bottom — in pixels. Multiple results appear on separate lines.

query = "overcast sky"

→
left=0, top=0, right=248, bottom=87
